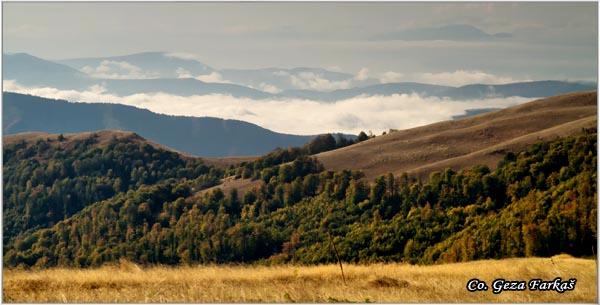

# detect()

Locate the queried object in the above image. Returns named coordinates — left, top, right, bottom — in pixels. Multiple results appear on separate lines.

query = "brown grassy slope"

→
left=2, top=130, right=193, bottom=157
left=316, top=91, right=597, bottom=180
left=2, top=130, right=162, bottom=161
left=3, top=130, right=140, bottom=147
left=3, top=256, right=596, bottom=303
left=3, top=130, right=255, bottom=168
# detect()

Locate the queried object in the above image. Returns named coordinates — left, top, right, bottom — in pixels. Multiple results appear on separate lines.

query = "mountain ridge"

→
left=4, top=52, right=596, bottom=101
left=2, top=92, right=314, bottom=157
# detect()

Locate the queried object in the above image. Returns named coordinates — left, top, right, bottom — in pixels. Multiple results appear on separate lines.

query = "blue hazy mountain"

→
left=4, top=53, right=273, bottom=99
left=60, top=52, right=380, bottom=92
left=278, top=80, right=596, bottom=101
left=3, top=53, right=92, bottom=90
left=220, top=67, right=378, bottom=92
left=279, top=82, right=453, bottom=101
left=4, top=53, right=596, bottom=102
left=58, top=51, right=214, bottom=79
left=101, top=78, right=273, bottom=98
left=3, top=92, right=313, bottom=157
left=441, top=81, right=597, bottom=99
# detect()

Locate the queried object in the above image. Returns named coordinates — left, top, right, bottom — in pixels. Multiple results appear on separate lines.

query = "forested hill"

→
left=3, top=128, right=596, bottom=268
left=3, top=92, right=313, bottom=157
left=2, top=131, right=224, bottom=247
left=1, top=129, right=358, bottom=248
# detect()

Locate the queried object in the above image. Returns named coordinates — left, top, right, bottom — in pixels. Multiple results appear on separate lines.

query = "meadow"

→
left=3, top=255, right=596, bottom=303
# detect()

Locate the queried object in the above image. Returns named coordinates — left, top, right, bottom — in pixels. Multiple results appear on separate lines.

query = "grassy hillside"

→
left=204, top=91, right=597, bottom=197
left=3, top=256, right=596, bottom=303
left=316, top=91, right=597, bottom=180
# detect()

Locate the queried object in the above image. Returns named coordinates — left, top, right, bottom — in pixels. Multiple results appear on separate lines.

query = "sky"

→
left=2, top=2, right=598, bottom=135
left=3, top=2, right=598, bottom=82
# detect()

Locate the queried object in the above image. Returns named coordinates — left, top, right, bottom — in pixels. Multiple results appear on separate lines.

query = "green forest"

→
left=3, top=129, right=597, bottom=268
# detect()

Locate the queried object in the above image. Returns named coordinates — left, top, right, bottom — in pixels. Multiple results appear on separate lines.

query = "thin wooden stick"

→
left=328, top=232, right=346, bottom=285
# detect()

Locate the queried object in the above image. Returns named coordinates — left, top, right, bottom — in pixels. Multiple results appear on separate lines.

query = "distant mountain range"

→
left=4, top=53, right=272, bottom=99
left=279, top=82, right=453, bottom=101
left=4, top=52, right=596, bottom=101
left=57, top=51, right=214, bottom=79
left=290, top=80, right=596, bottom=101
left=4, top=52, right=91, bottom=90
left=102, top=78, right=272, bottom=99
left=219, top=67, right=379, bottom=92
left=3, top=92, right=313, bottom=157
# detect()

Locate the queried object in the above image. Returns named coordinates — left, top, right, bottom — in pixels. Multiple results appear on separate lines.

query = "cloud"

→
left=81, top=60, right=159, bottom=79
left=258, top=83, right=281, bottom=94
left=272, top=70, right=290, bottom=77
left=164, top=52, right=205, bottom=62
left=88, top=84, right=107, bottom=94
left=355, top=68, right=370, bottom=81
left=175, top=68, right=230, bottom=84
left=326, top=65, right=343, bottom=72
left=175, top=67, right=194, bottom=78
left=285, top=67, right=372, bottom=91
left=5, top=80, right=534, bottom=136
left=379, top=71, right=405, bottom=83
left=378, top=70, right=522, bottom=86
left=289, top=72, right=353, bottom=91
left=415, top=70, right=519, bottom=86
left=194, top=72, right=229, bottom=83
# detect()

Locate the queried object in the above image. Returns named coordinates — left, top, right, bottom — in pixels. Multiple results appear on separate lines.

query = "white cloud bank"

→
left=257, top=83, right=282, bottom=94
left=378, top=70, right=524, bottom=87
left=4, top=80, right=533, bottom=135
left=260, top=68, right=522, bottom=92
left=267, top=67, right=373, bottom=92
left=164, top=52, right=206, bottom=63
left=175, top=67, right=231, bottom=84
left=81, top=60, right=159, bottom=79
left=288, top=71, right=354, bottom=91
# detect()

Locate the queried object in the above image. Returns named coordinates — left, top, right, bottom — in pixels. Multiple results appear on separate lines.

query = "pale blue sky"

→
left=3, top=2, right=598, bottom=81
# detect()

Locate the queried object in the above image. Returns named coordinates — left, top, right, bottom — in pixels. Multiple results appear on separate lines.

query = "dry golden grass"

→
left=3, top=256, right=596, bottom=303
